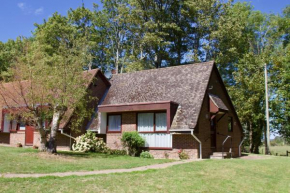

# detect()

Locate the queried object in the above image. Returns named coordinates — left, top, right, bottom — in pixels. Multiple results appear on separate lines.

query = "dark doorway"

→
left=210, top=117, right=217, bottom=149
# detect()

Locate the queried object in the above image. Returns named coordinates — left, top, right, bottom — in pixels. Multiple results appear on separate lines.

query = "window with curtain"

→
left=138, top=113, right=154, bottom=132
left=155, top=113, right=167, bottom=131
left=108, top=115, right=121, bottom=132
left=138, top=112, right=167, bottom=132
left=3, top=114, right=10, bottom=133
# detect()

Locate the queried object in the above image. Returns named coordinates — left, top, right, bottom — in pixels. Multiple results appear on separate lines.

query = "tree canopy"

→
left=0, top=1, right=289, bottom=152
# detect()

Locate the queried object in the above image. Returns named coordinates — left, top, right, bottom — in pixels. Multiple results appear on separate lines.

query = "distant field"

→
left=259, top=146, right=290, bottom=156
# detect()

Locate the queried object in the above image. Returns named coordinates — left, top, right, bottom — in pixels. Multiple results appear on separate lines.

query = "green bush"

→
left=140, top=151, right=154, bottom=159
left=121, top=132, right=145, bottom=156
left=178, top=149, right=189, bottom=159
left=72, top=131, right=107, bottom=153
left=104, top=149, right=127, bottom=155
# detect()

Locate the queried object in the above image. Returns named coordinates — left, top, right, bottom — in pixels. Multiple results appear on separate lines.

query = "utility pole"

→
left=264, top=63, right=271, bottom=154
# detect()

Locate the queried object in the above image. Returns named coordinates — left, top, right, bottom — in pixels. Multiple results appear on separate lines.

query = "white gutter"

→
left=239, top=137, right=245, bottom=157
left=60, top=129, right=76, bottom=140
left=191, top=129, right=202, bottom=159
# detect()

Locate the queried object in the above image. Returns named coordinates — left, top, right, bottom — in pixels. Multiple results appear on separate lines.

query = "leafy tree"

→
left=0, top=14, right=95, bottom=153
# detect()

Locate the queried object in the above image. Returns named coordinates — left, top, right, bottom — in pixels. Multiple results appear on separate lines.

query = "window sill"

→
left=138, top=131, right=168, bottom=134
left=141, top=147, right=172, bottom=150
left=107, top=131, right=121, bottom=133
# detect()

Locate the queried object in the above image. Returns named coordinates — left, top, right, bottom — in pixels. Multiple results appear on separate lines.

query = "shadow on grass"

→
left=57, top=151, right=129, bottom=159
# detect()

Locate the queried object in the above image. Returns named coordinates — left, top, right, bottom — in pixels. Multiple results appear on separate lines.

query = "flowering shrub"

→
left=178, top=149, right=189, bottom=159
left=140, top=151, right=154, bottom=159
left=72, top=131, right=107, bottom=153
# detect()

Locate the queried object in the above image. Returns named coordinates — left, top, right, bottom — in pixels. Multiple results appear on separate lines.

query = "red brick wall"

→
left=106, top=112, right=137, bottom=149
left=106, top=112, right=199, bottom=159
left=196, top=68, right=243, bottom=158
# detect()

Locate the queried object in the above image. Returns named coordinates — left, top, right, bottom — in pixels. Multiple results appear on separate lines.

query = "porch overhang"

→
left=209, top=94, right=229, bottom=114
left=98, top=101, right=179, bottom=131
left=98, top=101, right=178, bottom=112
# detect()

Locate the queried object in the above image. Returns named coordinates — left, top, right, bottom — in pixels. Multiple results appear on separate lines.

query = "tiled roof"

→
left=0, top=69, right=100, bottom=129
left=209, top=94, right=229, bottom=111
left=102, top=61, right=215, bottom=128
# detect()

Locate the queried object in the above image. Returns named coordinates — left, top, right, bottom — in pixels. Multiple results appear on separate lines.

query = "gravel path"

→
left=1, top=159, right=201, bottom=178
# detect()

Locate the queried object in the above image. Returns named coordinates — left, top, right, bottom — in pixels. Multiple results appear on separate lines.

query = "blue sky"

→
left=0, top=0, right=289, bottom=42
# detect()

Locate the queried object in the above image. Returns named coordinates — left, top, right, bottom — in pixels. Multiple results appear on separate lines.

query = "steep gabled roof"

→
left=102, top=61, right=215, bottom=128
left=0, top=69, right=103, bottom=130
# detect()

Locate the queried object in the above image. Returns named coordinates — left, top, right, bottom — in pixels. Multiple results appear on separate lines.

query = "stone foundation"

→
left=149, top=149, right=198, bottom=159
left=10, top=132, right=26, bottom=146
left=106, top=133, right=123, bottom=150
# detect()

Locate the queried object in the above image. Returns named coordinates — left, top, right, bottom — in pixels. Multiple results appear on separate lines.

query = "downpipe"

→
left=191, top=129, right=202, bottom=159
left=239, top=137, right=245, bottom=157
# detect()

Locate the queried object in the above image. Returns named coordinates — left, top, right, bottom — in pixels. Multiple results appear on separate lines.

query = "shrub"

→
left=104, top=149, right=127, bottom=155
left=121, top=132, right=145, bottom=156
left=178, top=149, right=189, bottom=159
left=140, top=151, right=154, bottom=159
left=72, top=131, right=107, bottom=153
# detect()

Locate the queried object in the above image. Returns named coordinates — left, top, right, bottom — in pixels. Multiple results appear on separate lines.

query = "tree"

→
left=271, top=6, right=290, bottom=141
left=34, top=13, right=94, bottom=153
left=0, top=13, right=94, bottom=153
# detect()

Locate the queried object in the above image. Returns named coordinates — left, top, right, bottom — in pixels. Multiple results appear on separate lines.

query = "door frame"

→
left=210, top=117, right=217, bottom=149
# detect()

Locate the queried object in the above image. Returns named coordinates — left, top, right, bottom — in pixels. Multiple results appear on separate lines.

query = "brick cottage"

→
left=0, top=61, right=243, bottom=159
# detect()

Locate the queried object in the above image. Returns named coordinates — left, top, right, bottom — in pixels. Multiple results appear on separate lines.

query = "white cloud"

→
left=17, top=2, right=25, bottom=10
left=34, top=7, right=44, bottom=15
left=17, top=2, right=44, bottom=15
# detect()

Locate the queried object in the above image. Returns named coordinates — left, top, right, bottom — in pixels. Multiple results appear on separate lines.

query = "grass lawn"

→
left=0, top=155, right=290, bottom=192
left=0, top=146, right=172, bottom=174
left=259, top=145, right=290, bottom=156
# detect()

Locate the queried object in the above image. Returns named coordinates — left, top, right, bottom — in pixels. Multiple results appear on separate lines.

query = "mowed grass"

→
left=259, top=145, right=290, bottom=156
left=0, top=156, right=289, bottom=193
left=0, top=146, right=172, bottom=174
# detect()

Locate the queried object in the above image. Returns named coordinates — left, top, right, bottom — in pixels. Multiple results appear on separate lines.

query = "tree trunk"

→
left=249, top=121, right=253, bottom=153
left=37, top=119, right=47, bottom=152
left=264, top=121, right=269, bottom=155
left=115, top=48, right=119, bottom=74
left=38, top=128, right=47, bottom=152
left=47, top=106, right=65, bottom=154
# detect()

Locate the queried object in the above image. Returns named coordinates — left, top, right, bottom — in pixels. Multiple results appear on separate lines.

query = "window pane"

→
left=140, top=133, right=172, bottom=148
left=108, top=115, right=121, bottom=131
left=11, top=120, right=18, bottom=130
left=3, top=114, right=10, bottom=133
left=138, top=113, right=154, bottom=132
left=155, top=113, right=167, bottom=131
left=228, top=117, right=233, bottom=132
left=19, top=122, right=26, bottom=130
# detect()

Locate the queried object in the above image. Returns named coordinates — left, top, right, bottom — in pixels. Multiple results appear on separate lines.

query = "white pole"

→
left=264, top=63, right=271, bottom=154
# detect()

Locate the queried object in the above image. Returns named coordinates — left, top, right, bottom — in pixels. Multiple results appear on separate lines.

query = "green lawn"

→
left=0, top=155, right=289, bottom=193
left=0, top=146, right=172, bottom=174
left=259, top=145, right=290, bottom=156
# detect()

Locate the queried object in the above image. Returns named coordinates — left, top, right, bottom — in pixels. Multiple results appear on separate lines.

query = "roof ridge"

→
left=112, top=61, right=215, bottom=76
